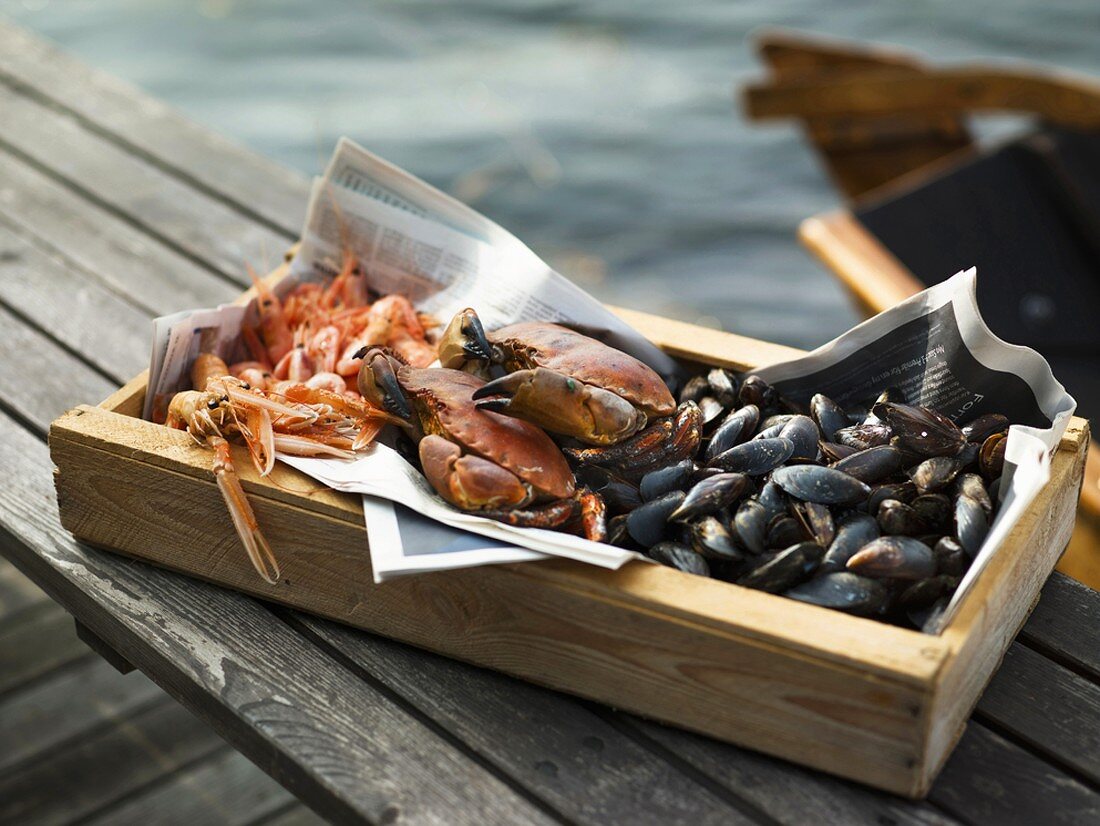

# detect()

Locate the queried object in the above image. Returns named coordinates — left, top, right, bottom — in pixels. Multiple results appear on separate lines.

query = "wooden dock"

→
left=0, top=557, right=322, bottom=825
left=1, top=18, right=1099, bottom=824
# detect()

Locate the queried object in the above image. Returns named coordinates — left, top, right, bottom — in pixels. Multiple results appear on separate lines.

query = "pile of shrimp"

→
left=232, top=254, right=438, bottom=398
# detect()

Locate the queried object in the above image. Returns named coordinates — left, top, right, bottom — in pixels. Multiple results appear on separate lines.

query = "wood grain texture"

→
left=928, top=723, right=1100, bottom=825
left=0, top=698, right=225, bottom=825
left=744, top=66, right=1100, bottom=129
left=1020, top=572, right=1100, bottom=680
left=0, top=21, right=309, bottom=236
left=0, top=601, right=92, bottom=696
left=976, top=643, right=1100, bottom=785
left=0, top=80, right=285, bottom=283
left=297, top=615, right=757, bottom=826
left=0, top=655, right=163, bottom=773
left=82, top=747, right=300, bottom=826
left=2, top=408, right=558, bottom=825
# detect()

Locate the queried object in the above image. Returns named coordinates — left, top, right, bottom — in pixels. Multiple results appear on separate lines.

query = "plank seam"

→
left=277, top=609, right=574, bottom=826
left=0, top=68, right=301, bottom=241
left=969, top=711, right=1100, bottom=794
left=1016, top=629, right=1100, bottom=683
left=0, top=137, right=249, bottom=290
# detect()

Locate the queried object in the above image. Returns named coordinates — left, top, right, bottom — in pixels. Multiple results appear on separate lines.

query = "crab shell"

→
left=399, top=365, right=575, bottom=500
left=490, top=322, right=676, bottom=419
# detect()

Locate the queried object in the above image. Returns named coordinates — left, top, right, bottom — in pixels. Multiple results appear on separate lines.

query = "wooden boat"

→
left=743, top=31, right=1100, bottom=587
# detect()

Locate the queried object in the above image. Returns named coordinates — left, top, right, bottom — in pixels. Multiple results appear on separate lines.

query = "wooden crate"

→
left=49, top=262, right=1089, bottom=798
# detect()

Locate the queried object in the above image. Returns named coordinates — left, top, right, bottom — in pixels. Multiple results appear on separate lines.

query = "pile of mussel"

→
left=580, top=371, right=1009, bottom=632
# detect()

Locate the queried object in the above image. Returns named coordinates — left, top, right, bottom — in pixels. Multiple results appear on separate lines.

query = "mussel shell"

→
left=752, top=423, right=786, bottom=441
left=638, top=459, right=694, bottom=502
left=910, top=494, right=953, bottom=533
left=820, top=512, right=879, bottom=575
left=962, top=413, right=1009, bottom=444
left=678, top=374, right=710, bottom=404
left=779, top=415, right=821, bottom=461
left=954, top=472, right=993, bottom=516
left=979, top=432, right=1007, bottom=480
left=910, top=595, right=950, bottom=634
left=704, top=404, right=759, bottom=462
left=819, top=441, right=858, bottom=462
left=737, top=542, right=823, bottom=593
left=933, top=536, right=969, bottom=576
left=898, top=574, right=960, bottom=610
left=698, top=396, right=726, bottom=430
left=766, top=515, right=804, bottom=550
left=647, top=541, right=710, bottom=576
left=810, top=393, right=850, bottom=442
left=785, top=572, right=889, bottom=616
left=771, top=465, right=871, bottom=506
left=709, top=437, right=795, bottom=475
left=760, top=413, right=796, bottom=431
left=706, top=368, right=739, bottom=408
left=739, top=375, right=777, bottom=409
left=833, top=445, right=905, bottom=484
left=867, top=481, right=918, bottom=513
left=876, top=499, right=928, bottom=536
left=834, top=422, right=893, bottom=450
left=689, top=516, right=745, bottom=561
left=625, top=490, right=685, bottom=548
left=909, top=456, right=962, bottom=494
left=790, top=500, right=836, bottom=547
left=872, top=401, right=965, bottom=457
left=756, top=480, right=788, bottom=522
left=955, top=493, right=989, bottom=557
left=734, top=499, right=768, bottom=554
left=847, top=536, right=936, bottom=580
left=669, top=473, right=750, bottom=522
left=607, top=514, right=633, bottom=548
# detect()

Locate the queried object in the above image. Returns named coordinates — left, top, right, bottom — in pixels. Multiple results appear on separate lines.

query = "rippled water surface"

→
left=6, top=1, right=1100, bottom=348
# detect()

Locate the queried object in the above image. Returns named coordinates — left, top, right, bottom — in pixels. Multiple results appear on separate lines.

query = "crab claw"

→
left=419, top=435, right=533, bottom=510
left=438, top=308, right=494, bottom=375
left=472, top=367, right=645, bottom=446
left=356, top=348, right=412, bottom=423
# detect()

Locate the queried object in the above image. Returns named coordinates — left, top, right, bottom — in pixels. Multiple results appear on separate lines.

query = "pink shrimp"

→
left=334, top=294, right=427, bottom=375
left=273, top=346, right=313, bottom=383
left=305, top=371, right=348, bottom=394
left=308, top=325, right=342, bottom=374
left=248, top=264, right=293, bottom=363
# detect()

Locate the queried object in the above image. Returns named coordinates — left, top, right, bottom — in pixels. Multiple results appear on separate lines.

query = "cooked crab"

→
left=437, top=308, right=676, bottom=446
left=357, top=347, right=605, bottom=538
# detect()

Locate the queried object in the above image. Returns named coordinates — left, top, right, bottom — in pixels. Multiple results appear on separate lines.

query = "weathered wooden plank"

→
left=0, top=654, right=163, bottom=773
left=256, top=803, right=327, bottom=826
left=1020, top=571, right=1100, bottom=680
left=629, top=719, right=955, bottom=826
left=76, top=619, right=136, bottom=674
left=0, top=81, right=286, bottom=284
left=0, top=302, right=116, bottom=432
left=0, top=409, right=559, bottom=825
left=0, top=21, right=309, bottom=235
left=0, top=600, right=91, bottom=696
left=298, top=616, right=755, bottom=826
left=0, top=698, right=225, bottom=824
left=0, top=555, right=48, bottom=623
left=0, top=224, right=152, bottom=381
left=927, top=723, right=1100, bottom=825
left=976, top=642, right=1100, bottom=784
left=82, top=747, right=299, bottom=826
left=0, top=148, right=238, bottom=313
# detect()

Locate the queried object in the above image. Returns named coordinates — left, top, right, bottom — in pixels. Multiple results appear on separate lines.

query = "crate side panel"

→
left=919, top=419, right=1089, bottom=794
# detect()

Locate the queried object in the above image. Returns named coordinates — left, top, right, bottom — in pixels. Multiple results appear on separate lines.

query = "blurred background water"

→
left=4, top=0, right=1100, bottom=348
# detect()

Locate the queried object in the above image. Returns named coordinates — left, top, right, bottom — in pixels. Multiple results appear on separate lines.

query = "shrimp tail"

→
left=211, top=438, right=280, bottom=585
